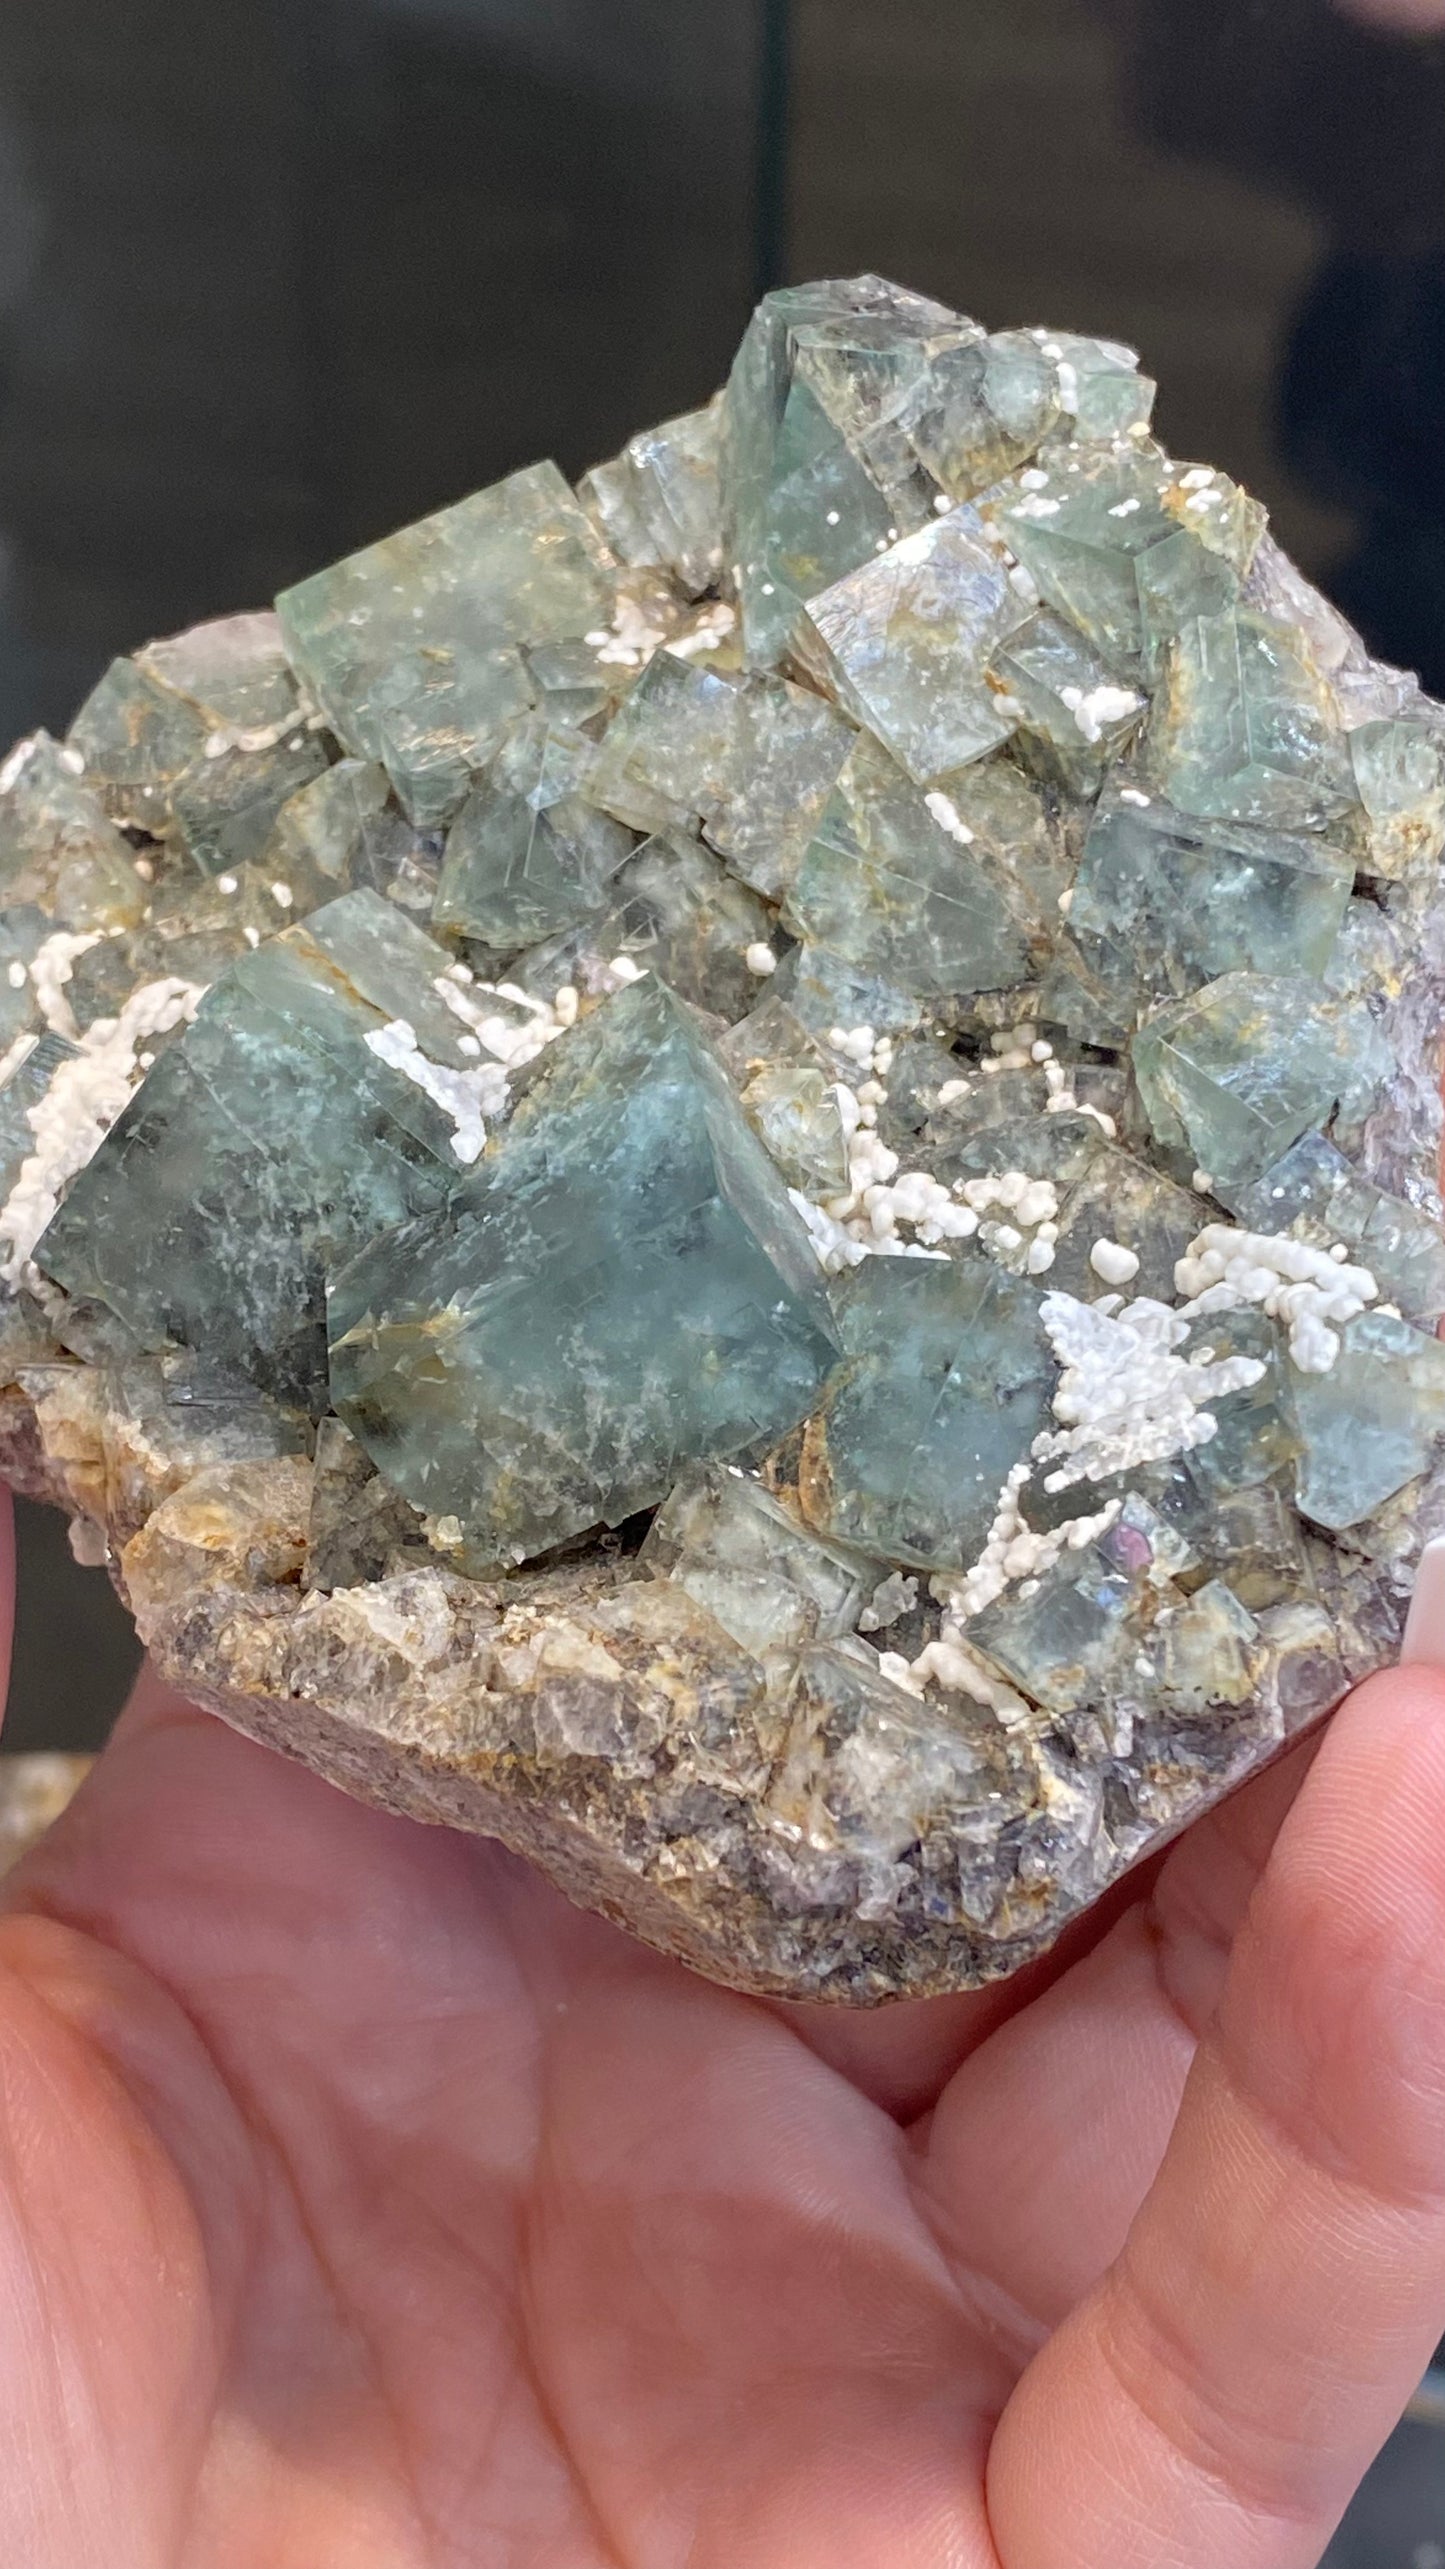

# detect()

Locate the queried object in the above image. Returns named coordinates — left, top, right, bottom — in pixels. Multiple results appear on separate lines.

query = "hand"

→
left=2, top=1491, right=1445, bottom=2568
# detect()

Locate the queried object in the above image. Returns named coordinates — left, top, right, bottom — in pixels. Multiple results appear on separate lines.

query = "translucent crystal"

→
left=514, top=830, right=775, bottom=1023
left=642, top=1465, right=872, bottom=1655
left=432, top=719, right=635, bottom=951
left=1132, top=972, right=1381, bottom=1198
left=275, top=462, right=615, bottom=826
left=988, top=446, right=1263, bottom=678
left=0, top=735, right=147, bottom=933
left=991, top=610, right=1145, bottom=796
left=1144, top=608, right=1362, bottom=833
left=800, top=1257, right=1056, bottom=1569
left=1348, top=715, right=1445, bottom=880
left=1233, top=1131, right=1445, bottom=1328
left=169, top=730, right=331, bottom=878
left=69, top=612, right=305, bottom=837
left=579, top=395, right=724, bottom=598
left=34, top=892, right=490, bottom=1407
left=328, top=977, right=838, bottom=1561
left=585, top=649, right=853, bottom=901
left=1066, top=776, right=1354, bottom=1020
left=722, top=274, right=973, bottom=666
left=1290, top=1311, right=1445, bottom=1530
left=785, top=734, right=1034, bottom=997
left=792, top=508, right=1030, bottom=785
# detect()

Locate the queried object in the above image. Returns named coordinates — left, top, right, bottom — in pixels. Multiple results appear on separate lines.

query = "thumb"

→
left=987, top=1660, right=1445, bottom=2569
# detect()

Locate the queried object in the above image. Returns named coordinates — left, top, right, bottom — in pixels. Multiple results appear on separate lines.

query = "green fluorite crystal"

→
left=793, top=506, right=1029, bottom=784
left=2, top=268, right=1442, bottom=2009
left=34, top=891, right=491, bottom=1406
left=328, top=977, right=837, bottom=1561
left=1066, top=777, right=1354, bottom=1020
left=276, top=462, right=615, bottom=826
left=800, top=1258, right=1056, bottom=1569
left=1132, top=971, right=1381, bottom=1197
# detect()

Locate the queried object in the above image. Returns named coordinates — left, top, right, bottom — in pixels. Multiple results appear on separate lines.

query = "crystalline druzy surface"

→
left=328, top=978, right=837, bottom=1561
left=2, top=269, right=1444, bottom=2007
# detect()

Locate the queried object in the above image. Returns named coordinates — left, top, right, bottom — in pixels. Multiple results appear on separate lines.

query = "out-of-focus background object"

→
left=0, top=8, right=1443, bottom=2543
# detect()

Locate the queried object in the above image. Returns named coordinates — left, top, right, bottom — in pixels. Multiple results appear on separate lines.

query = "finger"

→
left=915, top=1737, right=1317, bottom=2352
left=988, top=1665, right=1445, bottom=2569
left=0, top=1485, right=12, bottom=1740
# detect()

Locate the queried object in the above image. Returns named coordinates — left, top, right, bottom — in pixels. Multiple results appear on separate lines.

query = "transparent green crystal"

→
left=1293, top=1311, right=1445, bottom=1530
left=801, top=1257, right=1056, bottom=1570
left=1044, top=1144, right=1204, bottom=1302
left=1144, top=608, right=1362, bottom=833
left=275, top=462, right=615, bottom=827
left=722, top=275, right=972, bottom=666
left=514, top=831, right=775, bottom=1023
left=991, top=609, right=1144, bottom=795
left=34, top=892, right=486, bottom=1407
left=68, top=613, right=305, bottom=837
left=1132, top=972, right=1380, bottom=1198
left=785, top=734, right=1034, bottom=997
left=328, top=977, right=838, bottom=1561
left=585, top=649, right=853, bottom=901
left=579, top=395, right=724, bottom=598
left=1348, top=715, right=1445, bottom=880
left=1066, top=776, right=1354, bottom=1020
left=969, top=1537, right=1143, bottom=1715
left=642, top=1465, right=872, bottom=1655
left=989, top=447, right=1263, bottom=677
left=1233, top=1132, right=1445, bottom=1328
left=432, top=719, right=635, bottom=951
left=0, top=735, right=147, bottom=932
left=793, top=508, right=1029, bottom=785
left=170, top=731, right=331, bottom=878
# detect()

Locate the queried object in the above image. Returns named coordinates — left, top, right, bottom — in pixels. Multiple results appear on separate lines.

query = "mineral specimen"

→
left=0, top=272, right=1441, bottom=2004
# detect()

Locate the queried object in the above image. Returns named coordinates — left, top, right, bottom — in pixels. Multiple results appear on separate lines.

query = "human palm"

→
left=3, top=1497, right=1445, bottom=2568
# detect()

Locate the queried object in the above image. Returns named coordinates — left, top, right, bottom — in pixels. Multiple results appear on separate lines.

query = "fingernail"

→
left=1402, top=1535, right=1445, bottom=1668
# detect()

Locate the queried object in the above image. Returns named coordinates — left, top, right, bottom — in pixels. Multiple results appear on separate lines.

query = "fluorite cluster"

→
left=2, top=274, right=1443, bottom=2001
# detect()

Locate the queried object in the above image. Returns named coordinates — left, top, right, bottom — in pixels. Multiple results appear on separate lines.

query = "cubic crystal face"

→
left=328, top=978, right=838, bottom=1562
left=1, top=269, right=1442, bottom=2007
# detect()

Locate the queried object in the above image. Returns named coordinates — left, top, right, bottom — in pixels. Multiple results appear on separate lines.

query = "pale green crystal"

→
left=991, top=609, right=1144, bottom=795
left=1144, top=608, right=1361, bottom=832
left=793, top=507, right=1029, bottom=785
left=1132, top=972, right=1380, bottom=1197
left=579, top=396, right=724, bottom=598
left=69, top=612, right=305, bottom=839
left=1233, top=1133, right=1445, bottom=1327
left=1348, top=715, right=1445, bottom=879
left=785, top=734, right=1034, bottom=997
left=1044, top=1145, right=1203, bottom=1303
left=170, top=729, right=331, bottom=877
left=432, top=719, right=635, bottom=951
left=275, top=462, right=615, bottom=827
left=585, top=650, right=853, bottom=901
left=328, top=977, right=838, bottom=1561
left=0, top=1031, right=77, bottom=1199
left=1066, top=776, right=1354, bottom=1020
left=514, top=830, right=775, bottom=1023
left=0, top=735, right=146, bottom=932
left=988, top=446, right=1263, bottom=677
left=1293, top=1312, right=1445, bottom=1530
left=722, top=275, right=972, bottom=666
left=642, top=1465, right=873, bottom=1655
left=34, top=892, right=485, bottom=1407
left=801, top=1257, right=1056, bottom=1570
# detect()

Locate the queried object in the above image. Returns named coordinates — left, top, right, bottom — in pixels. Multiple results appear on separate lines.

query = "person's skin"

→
left=2, top=1491, right=1445, bottom=2567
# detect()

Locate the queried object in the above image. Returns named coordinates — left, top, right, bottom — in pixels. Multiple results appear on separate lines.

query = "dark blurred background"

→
left=1, top=6, right=1444, bottom=2546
